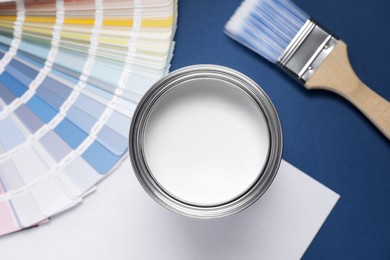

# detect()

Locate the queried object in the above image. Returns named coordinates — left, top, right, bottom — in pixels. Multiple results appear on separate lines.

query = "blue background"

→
left=170, top=0, right=390, bottom=258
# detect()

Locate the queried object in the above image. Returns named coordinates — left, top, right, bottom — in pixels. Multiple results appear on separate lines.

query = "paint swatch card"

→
left=0, top=0, right=177, bottom=237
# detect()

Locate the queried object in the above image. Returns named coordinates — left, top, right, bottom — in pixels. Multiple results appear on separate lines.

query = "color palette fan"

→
left=0, top=0, right=177, bottom=236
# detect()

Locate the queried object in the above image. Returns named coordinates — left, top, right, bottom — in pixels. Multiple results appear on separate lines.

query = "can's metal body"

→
left=129, top=65, right=283, bottom=218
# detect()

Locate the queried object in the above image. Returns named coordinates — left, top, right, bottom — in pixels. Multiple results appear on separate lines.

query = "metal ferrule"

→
left=277, top=19, right=339, bottom=83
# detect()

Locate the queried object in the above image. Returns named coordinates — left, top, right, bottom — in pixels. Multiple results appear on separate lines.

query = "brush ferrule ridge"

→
left=277, top=19, right=339, bottom=83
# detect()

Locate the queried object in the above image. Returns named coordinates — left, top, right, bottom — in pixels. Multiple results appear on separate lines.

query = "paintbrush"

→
left=225, top=0, right=390, bottom=139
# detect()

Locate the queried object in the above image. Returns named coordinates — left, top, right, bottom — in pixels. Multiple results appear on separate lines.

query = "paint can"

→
left=129, top=65, right=283, bottom=218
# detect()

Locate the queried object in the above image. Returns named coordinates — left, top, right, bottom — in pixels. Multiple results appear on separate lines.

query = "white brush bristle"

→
left=225, top=0, right=309, bottom=63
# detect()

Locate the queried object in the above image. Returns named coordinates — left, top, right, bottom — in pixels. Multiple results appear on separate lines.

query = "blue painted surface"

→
left=170, top=0, right=390, bottom=258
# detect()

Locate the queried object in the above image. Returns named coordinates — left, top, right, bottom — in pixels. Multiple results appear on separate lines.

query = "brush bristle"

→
left=225, top=0, right=309, bottom=63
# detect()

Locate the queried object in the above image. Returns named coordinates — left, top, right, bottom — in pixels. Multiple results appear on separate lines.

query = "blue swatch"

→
left=54, top=118, right=88, bottom=149
left=26, top=96, right=57, bottom=123
left=0, top=117, right=26, bottom=150
left=82, top=141, right=120, bottom=174
left=0, top=72, right=27, bottom=98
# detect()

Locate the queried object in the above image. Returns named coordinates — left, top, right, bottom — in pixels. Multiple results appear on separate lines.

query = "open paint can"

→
left=129, top=65, right=283, bottom=218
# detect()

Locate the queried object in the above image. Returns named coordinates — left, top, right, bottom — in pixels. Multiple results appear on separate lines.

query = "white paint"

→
left=144, top=78, right=270, bottom=206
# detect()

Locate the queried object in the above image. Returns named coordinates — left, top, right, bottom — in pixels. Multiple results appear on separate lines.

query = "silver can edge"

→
left=129, top=64, right=283, bottom=218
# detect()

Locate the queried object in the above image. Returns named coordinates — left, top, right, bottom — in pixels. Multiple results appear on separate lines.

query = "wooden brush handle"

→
left=305, top=41, right=390, bottom=140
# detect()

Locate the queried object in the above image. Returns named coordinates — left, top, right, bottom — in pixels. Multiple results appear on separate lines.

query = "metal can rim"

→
left=129, top=64, right=283, bottom=218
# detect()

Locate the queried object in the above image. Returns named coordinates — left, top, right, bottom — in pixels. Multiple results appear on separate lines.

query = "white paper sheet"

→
left=0, top=159, right=339, bottom=259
